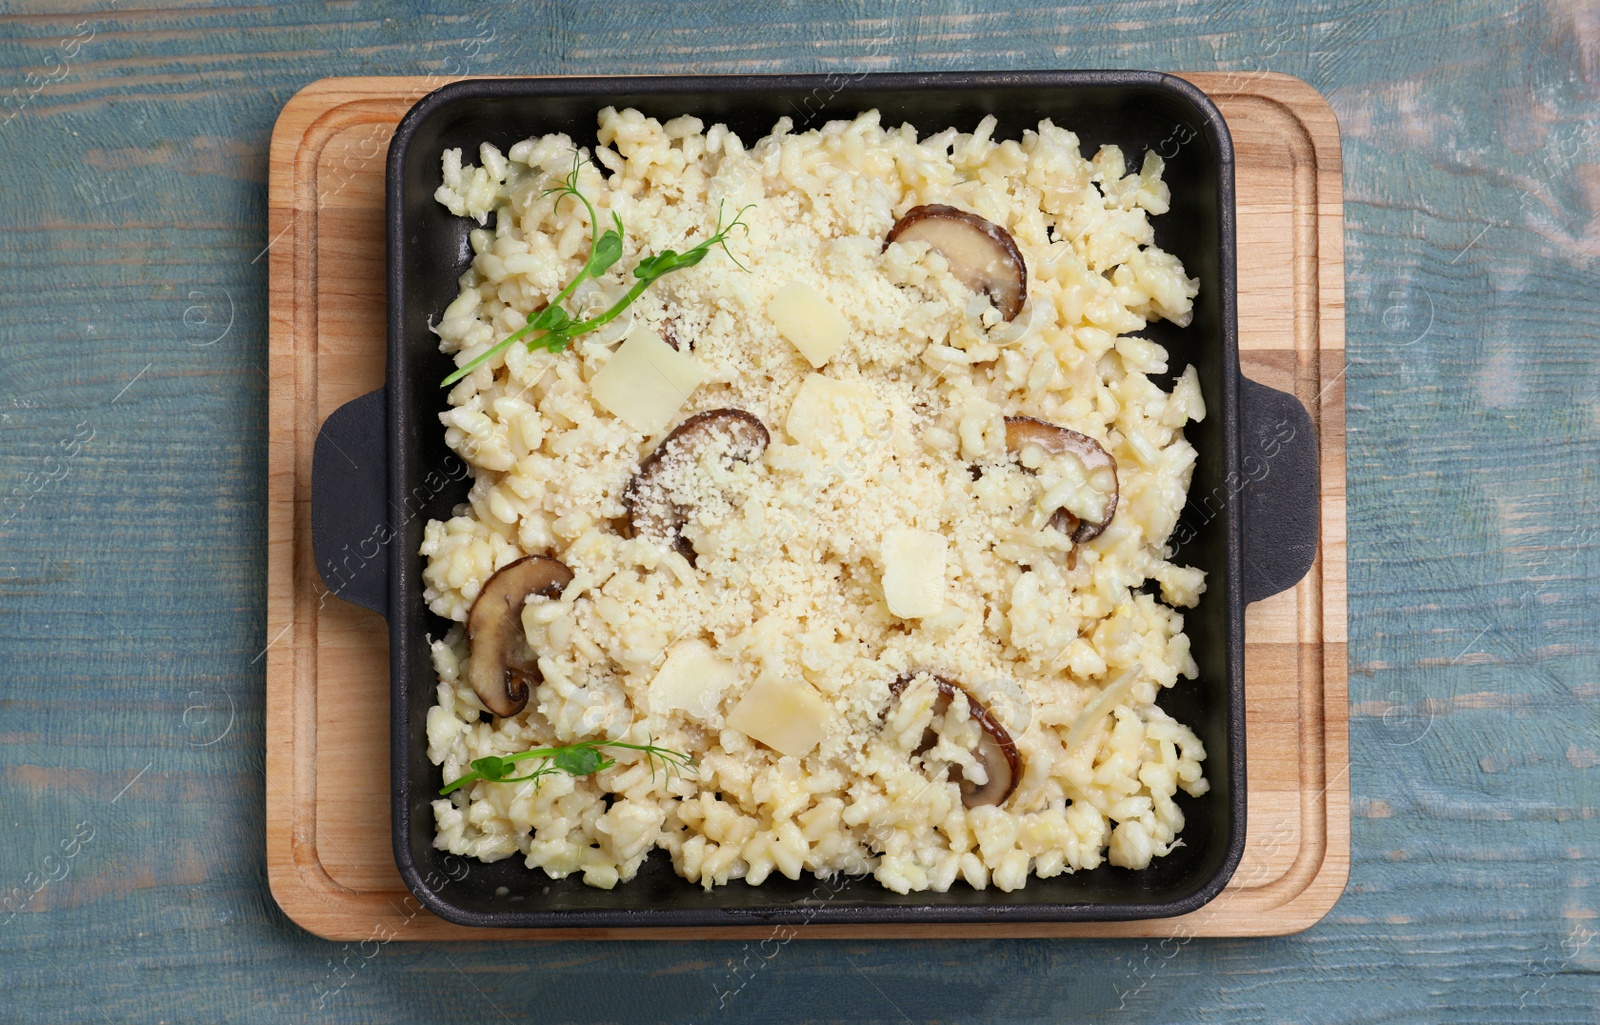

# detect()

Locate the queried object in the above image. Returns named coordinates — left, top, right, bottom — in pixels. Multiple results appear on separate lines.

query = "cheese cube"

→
left=726, top=674, right=832, bottom=757
left=881, top=528, right=947, bottom=619
left=784, top=372, right=877, bottom=451
left=590, top=322, right=706, bottom=434
left=768, top=281, right=849, bottom=368
left=649, top=639, right=739, bottom=721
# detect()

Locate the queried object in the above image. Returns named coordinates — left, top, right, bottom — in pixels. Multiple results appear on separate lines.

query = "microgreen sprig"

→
left=441, top=154, right=753, bottom=387
left=439, top=738, right=697, bottom=796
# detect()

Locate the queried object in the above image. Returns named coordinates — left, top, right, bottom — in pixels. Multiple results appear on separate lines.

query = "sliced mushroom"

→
left=888, top=673, right=1022, bottom=808
left=465, top=555, right=573, bottom=718
left=1004, top=415, right=1119, bottom=543
left=622, top=408, right=770, bottom=561
left=884, top=204, right=1028, bottom=320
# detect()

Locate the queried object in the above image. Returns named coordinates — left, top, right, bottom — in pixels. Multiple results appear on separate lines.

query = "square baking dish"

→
left=310, top=71, right=1320, bottom=928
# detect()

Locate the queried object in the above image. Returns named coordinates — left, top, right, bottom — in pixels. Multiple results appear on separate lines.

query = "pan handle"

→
left=311, top=388, right=389, bottom=617
left=1239, top=377, right=1320, bottom=604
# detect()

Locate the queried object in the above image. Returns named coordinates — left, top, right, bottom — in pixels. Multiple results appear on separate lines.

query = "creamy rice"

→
left=422, top=107, right=1210, bottom=893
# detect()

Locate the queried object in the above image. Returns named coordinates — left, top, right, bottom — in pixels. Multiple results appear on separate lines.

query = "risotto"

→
left=421, top=107, right=1210, bottom=894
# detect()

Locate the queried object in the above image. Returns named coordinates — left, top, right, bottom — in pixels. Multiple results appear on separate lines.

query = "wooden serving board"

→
left=265, top=74, right=1347, bottom=940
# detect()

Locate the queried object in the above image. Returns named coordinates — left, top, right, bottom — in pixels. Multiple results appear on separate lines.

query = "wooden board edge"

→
left=265, top=77, right=319, bottom=942
left=1182, top=70, right=1347, bottom=361
left=1181, top=71, right=1343, bottom=177
left=252, top=896, right=1332, bottom=942
left=260, top=886, right=1354, bottom=942
left=1261, top=71, right=1349, bottom=927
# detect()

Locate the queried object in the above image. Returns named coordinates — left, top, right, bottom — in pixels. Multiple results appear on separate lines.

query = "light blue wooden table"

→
left=1, top=2, right=1595, bottom=1021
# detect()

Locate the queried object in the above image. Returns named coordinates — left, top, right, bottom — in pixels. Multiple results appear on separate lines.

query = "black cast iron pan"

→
left=310, top=72, right=1319, bottom=929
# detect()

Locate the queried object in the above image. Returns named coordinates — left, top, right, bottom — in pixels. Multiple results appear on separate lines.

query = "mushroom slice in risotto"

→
left=623, top=408, right=770, bottom=562
left=884, top=204, right=1028, bottom=321
left=465, top=555, right=573, bottom=718
left=1004, top=415, right=1119, bottom=544
left=888, top=673, right=1022, bottom=808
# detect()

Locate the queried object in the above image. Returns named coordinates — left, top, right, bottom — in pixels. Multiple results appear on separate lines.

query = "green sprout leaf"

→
left=470, top=754, right=510, bottom=782
left=552, top=745, right=607, bottom=776
left=590, top=216, right=626, bottom=276
left=440, top=157, right=752, bottom=388
left=439, top=738, right=696, bottom=796
left=536, top=304, right=572, bottom=337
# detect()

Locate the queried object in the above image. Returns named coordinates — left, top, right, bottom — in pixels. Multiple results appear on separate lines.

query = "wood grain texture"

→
left=264, top=72, right=1348, bottom=942
left=1, top=2, right=1595, bottom=1022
